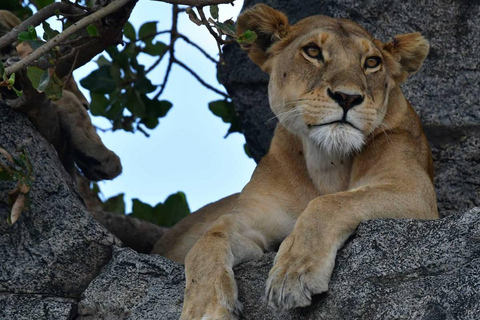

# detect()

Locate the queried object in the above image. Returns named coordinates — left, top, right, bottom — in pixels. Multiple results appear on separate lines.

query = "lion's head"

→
left=237, top=4, right=429, bottom=156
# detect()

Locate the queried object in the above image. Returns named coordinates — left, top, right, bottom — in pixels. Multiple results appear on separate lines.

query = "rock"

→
left=0, top=294, right=77, bottom=320
left=77, top=207, right=480, bottom=319
left=77, top=246, right=185, bottom=320
left=219, top=0, right=480, bottom=216
left=0, top=103, right=121, bottom=300
left=91, top=210, right=168, bottom=254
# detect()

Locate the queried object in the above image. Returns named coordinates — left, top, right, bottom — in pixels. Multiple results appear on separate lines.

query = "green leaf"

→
left=212, top=20, right=236, bottom=37
left=42, top=21, right=59, bottom=41
left=134, top=76, right=156, bottom=94
left=103, top=193, right=125, bottom=215
left=138, top=21, right=157, bottom=42
left=186, top=8, right=202, bottom=26
left=210, top=5, right=219, bottom=20
left=123, top=21, right=136, bottom=41
left=143, top=41, right=167, bottom=56
left=26, top=66, right=44, bottom=88
left=131, top=198, right=153, bottom=221
left=159, top=192, right=190, bottom=227
left=32, top=0, right=54, bottom=9
left=209, top=100, right=235, bottom=122
left=105, top=97, right=124, bottom=120
left=95, top=55, right=111, bottom=67
left=80, top=65, right=116, bottom=94
left=28, top=25, right=37, bottom=40
left=144, top=98, right=172, bottom=118
left=89, top=93, right=109, bottom=116
left=35, top=68, right=63, bottom=100
left=209, top=100, right=242, bottom=137
left=237, top=30, right=257, bottom=44
left=140, top=117, right=159, bottom=130
left=86, top=24, right=100, bottom=37
left=131, top=193, right=190, bottom=227
left=126, top=90, right=146, bottom=118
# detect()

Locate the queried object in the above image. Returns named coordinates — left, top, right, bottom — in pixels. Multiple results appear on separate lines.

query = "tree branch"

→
left=154, top=0, right=235, bottom=6
left=173, top=58, right=229, bottom=98
left=5, top=0, right=135, bottom=76
left=178, top=34, right=217, bottom=63
left=0, top=2, right=84, bottom=51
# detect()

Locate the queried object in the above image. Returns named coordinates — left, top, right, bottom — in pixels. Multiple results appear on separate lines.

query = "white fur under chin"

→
left=308, top=124, right=365, bottom=156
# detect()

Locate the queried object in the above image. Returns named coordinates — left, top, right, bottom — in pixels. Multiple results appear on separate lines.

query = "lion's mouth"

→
left=307, top=120, right=361, bottom=131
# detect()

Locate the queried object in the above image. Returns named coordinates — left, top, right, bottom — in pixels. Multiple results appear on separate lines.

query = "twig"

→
left=5, top=0, right=134, bottom=76
left=153, top=4, right=180, bottom=99
left=0, top=2, right=83, bottom=51
left=195, top=6, right=232, bottom=62
left=196, top=6, right=227, bottom=44
left=178, top=34, right=217, bottom=63
left=94, top=125, right=113, bottom=132
left=63, top=49, right=79, bottom=85
left=153, top=0, right=234, bottom=6
left=173, top=58, right=228, bottom=98
left=153, top=56, right=173, bottom=99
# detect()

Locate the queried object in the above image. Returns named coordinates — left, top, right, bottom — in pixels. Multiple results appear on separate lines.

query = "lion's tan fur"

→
left=154, top=4, right=438, bottom=319
left=0, top=10, right=121, bottom=182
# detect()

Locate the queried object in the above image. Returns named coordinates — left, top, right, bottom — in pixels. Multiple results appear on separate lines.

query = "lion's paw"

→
left=181, top=267, right=242, bottom=320
left=265, top=234, right=334, bottom=310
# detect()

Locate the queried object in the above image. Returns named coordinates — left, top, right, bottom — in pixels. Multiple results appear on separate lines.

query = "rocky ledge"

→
left=74, top=207, right=480, bottom=320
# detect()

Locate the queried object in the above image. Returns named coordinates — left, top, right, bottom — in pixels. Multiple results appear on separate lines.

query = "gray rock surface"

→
left=77, top=207, right=480, bottom=319
left=0, top=103, right=121, bottom=315
left=219, top=0, right=480, bottom=216
left=0, top=294, right=77, bottom=320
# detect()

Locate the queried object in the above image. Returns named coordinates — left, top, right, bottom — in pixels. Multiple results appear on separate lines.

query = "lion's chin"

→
left=308, top=124, right=365, bottom=156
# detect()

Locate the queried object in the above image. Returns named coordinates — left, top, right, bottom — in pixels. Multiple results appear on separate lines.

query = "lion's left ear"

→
left=381, top=32, right=429, bottom=83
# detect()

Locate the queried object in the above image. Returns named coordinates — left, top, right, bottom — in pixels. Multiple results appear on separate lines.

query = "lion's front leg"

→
left=266, top=182, right=437, bottom=310
left=181, top=215, right=265, bottom=320
left=265, top=212, right=343, bottom=310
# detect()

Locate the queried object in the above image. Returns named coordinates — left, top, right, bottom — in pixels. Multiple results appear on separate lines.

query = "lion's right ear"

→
left=236, top=4, right=289, bottom=72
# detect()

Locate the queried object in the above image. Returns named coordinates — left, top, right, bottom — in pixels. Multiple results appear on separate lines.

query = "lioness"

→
left=0, top=10, right=122, bottom=182
left=158, top=4, right=438, bottom=318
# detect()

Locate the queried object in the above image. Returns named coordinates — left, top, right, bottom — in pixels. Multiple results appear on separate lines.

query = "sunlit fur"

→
left=266, top=22, right=397, bottom=157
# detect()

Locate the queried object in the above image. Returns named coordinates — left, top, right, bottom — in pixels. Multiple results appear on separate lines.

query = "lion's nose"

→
left=327, top=88, right=364, bottom=113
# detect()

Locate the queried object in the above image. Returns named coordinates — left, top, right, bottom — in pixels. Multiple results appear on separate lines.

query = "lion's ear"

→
left=382, top=32, right=429, bottom=83
left=236, top=4, right=289, bottom=72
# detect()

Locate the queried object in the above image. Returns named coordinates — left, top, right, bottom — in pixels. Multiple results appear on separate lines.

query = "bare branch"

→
left=63, top=49, right=80, bottom=86
left=174, top=58, right=229, bottom=98
left=153, top=0, right=235, bottom=6
left=0, top=2, right=84, bottom=51
left=196, top=6, right=227, bottom=45
left=153, top=55, right=174, bottom=99
left=5, top=0, right=135, bottom=76
left=178, top=34, right=217, bottom=63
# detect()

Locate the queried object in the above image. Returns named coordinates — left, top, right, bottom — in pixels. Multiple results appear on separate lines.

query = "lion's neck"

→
left=302, top=137, right=352, bottom=195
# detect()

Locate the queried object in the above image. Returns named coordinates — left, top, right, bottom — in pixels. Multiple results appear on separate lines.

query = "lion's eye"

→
left=303, top=45, right=323, bottom=60
left=364, top=56, right=381, bottom=69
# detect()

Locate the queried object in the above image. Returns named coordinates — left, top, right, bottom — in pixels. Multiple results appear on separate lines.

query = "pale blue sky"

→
left=71, top=0, right=255, bottom=212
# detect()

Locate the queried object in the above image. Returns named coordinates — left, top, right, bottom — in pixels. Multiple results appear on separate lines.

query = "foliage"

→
left=0, top=62, right=22, bottom=97
left=0, top=146, right=33, bottom=225
left=101, top=192, right=190, bottom=227
left=0, top=0, right=257, bottom=227
left=80, top=21, right=172, bottom=135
